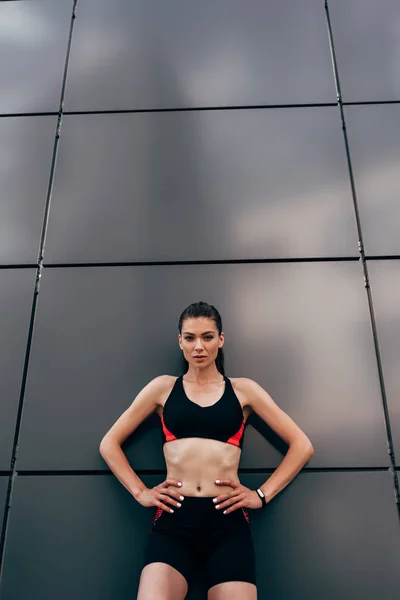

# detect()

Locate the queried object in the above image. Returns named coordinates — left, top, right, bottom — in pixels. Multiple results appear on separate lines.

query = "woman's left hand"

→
left=213, top=479, right=264, bottom=513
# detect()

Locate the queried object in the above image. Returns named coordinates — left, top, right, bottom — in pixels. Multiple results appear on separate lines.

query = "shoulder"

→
left=151, top=375, right=179, bottom=414
left=229, top=377, right=274, bottom=408
left=157, top=374, right=179, bottom=388
left=156, top=374, right=182, bottom=395
left=228, top=376, right=255, bottom=392
left=145, top=375, right=178, bottom=399
left=227, top=377, right=259, bottom=411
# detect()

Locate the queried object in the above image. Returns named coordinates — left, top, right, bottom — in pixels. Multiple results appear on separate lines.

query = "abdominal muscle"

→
left=163, top=437, right=242, bottom=497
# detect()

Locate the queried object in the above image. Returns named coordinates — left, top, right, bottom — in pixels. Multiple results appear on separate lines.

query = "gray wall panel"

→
left=367, top=260, right=400, bottom=463
left=44, top=108, right=358, bottom=264
left=64, top=0, right=336, bottom=111
left=18, top=263, right=387, bottom=471
left=0, top=0, right=73, bottom=114
left=344, top=104, right=400, bottom=256
left=1, top=472, right=399, bottom=600
left=0, top=116, right=58, bottom=264
left=328, top=0, right=400, bottom=102
left=1, top=2, right=399, bottom=598
left=0, top=269, right=36, bottom=470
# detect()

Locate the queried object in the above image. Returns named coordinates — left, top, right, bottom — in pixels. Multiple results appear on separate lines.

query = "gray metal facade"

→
left=0, top=1, right=399, bottom=599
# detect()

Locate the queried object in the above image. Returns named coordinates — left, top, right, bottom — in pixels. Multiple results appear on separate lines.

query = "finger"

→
left=162, top=479, right=183, bottom=488
left=216, top=479, right=239, bottom=487
left=159, top=493, right=182, bottom=508
left=155, top=498, right=176, bottom=513
left=216, top=493, right=244, bottom=510
left=164, top=489, right=185, bottom=501
left=214, top=489, right=242, bottom=504
left=221, top=499, right=244, bottom=514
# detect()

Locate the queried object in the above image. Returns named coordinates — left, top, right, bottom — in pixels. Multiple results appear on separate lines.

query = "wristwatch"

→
left=255, top=487, right=267, bottom=508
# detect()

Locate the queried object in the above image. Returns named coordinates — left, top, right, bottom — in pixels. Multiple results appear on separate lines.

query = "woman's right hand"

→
left=136, top=479, right=185, bottom=512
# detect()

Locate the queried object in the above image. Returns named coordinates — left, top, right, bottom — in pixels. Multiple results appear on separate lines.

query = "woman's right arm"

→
left=99, top=376, right=183, bottom=511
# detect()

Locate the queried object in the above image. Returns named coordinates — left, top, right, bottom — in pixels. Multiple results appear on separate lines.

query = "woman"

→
left=99, top=302, right=314, bottom=599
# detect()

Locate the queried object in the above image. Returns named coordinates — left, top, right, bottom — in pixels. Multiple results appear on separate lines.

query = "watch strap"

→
left=255, top=488, right=267, bottom=508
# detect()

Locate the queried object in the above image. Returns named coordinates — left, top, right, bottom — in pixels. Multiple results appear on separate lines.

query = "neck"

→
left=184, top=364, right=223, bottom=384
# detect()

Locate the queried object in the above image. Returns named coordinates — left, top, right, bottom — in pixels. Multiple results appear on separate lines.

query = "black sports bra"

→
left=160, top=375, right=247, bottom=449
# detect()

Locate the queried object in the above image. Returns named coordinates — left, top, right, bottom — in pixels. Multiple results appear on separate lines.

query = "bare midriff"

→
left=156, top=375, right=252, bottom=498
left=163, top=437, right=242, bottom=496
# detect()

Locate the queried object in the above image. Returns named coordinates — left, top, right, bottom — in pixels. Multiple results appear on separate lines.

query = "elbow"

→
left=299, top=443, right=314, bottom=465
left=292, top=437, right=314, bottom=458
left=99, top=437, right=117, bottom=455
left=306, top=442, right=315, bottom=458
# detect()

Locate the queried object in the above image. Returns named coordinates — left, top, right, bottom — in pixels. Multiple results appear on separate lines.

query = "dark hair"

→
left=178, top=301, right=225, bottom=376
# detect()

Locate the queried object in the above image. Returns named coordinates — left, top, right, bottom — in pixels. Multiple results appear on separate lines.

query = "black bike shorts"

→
left=141, top=495, right=257, bottom=591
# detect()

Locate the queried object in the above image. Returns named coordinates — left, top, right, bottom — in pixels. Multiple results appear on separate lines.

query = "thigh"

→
left=137, top=562, right=188, bottom=600
left=207, top=581, right=257, bottom=600
left=140, top=530, right=197, bottom=595
left=204, top=528, right=257, bottom=593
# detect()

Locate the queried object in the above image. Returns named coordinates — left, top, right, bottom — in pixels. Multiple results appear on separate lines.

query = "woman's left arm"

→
left=244, top=378, right=314, bottom=503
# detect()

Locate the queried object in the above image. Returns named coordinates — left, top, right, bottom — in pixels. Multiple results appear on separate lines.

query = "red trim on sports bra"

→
left=161, top=414, right=178, bottom=442
left=226, top=418, right=245, bottom=447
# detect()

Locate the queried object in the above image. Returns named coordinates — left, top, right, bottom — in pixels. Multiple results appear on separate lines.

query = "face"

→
left=178, top=317, right=224, bottom=366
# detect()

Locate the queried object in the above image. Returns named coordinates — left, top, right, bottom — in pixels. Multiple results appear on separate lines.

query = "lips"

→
left=194, top=356, right=206, bottom=358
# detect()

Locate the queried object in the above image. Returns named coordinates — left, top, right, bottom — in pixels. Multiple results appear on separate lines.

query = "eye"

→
left=184, top=336, right=213, bottom=340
